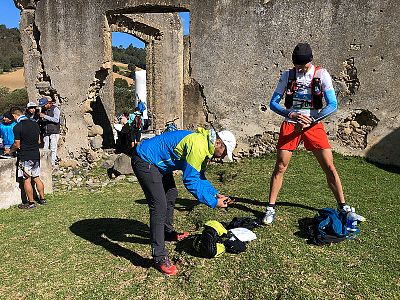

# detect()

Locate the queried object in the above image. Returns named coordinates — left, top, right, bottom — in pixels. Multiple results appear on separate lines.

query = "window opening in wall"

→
left=111, top=32, right=146, bottom=117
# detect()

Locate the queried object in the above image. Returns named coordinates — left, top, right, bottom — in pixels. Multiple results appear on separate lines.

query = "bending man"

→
left=132, top=127, right=236, bottom=275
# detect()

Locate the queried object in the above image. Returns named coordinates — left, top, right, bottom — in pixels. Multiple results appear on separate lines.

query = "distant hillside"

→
left=0, top=68, right=25, bottom=91
left=0, top=25, right=23, bottom=73
left=112, top=45, right=146, bottom=70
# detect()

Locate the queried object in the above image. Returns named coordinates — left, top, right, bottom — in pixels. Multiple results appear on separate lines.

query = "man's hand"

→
left=294, top=122, right=311, bottom=133
left=215, top=194, right=234, bottom=208
left=39, top=113, right=45, bottom=118
left=289, top=112, right=311, bottom=125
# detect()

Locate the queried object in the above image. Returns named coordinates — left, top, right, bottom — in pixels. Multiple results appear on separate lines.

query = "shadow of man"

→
left=135, top=197, right=199, bottom=212
left=69, top=218, right=152, bottom=268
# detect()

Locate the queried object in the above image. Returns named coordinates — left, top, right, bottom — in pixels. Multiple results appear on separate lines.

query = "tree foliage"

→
left=114, top=84, right=135, bottom=115
left=0, top=87, right=28, bottom=114
left=112, top=44, right=146, bottom=70
left=0, top=25, right=24, bottom=73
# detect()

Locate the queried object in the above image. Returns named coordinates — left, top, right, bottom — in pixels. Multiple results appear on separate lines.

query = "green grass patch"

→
left=0, top=152, right=399, bottom=299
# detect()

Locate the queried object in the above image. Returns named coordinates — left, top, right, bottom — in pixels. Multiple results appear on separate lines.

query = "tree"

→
left=114, top=78, right=129, bottom=88
left=0, top=87, right=28, bottom=114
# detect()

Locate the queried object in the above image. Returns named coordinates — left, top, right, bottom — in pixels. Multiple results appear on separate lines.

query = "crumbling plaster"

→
left=15, top=0, right=400, bottom=167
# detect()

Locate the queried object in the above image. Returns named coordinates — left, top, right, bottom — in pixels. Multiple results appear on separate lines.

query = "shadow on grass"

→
left=70, top=218, right=152, bottom=268
left=225, top=197, right=265, bottom=219
left=135, top=198, right=200, bottom=212
left=276, top=201, right=319, bottom=212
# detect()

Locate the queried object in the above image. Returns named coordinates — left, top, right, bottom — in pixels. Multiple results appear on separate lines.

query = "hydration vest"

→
left=284, top=66, right=323, bottom=110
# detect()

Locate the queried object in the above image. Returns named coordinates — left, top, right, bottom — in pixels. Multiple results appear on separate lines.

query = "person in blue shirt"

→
left=132, top=127, right=236, bottom=275
left=0, top=112, right=17, bottom=155
left=136, top=95, right=146, bottom=114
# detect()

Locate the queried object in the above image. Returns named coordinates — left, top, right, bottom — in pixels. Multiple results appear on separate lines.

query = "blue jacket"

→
left=0, top=122, right=17, bottom=147
left=137, top=102, right=146, bottom=113
left=136, top=128, right=219, bottom=208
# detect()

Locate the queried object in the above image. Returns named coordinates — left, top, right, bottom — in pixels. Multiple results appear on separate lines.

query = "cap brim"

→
left=226, top=150, right=233, bottom=161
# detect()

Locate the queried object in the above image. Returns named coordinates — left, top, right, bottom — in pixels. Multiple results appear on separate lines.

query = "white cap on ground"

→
left=218, top=130, right=236, bottom=161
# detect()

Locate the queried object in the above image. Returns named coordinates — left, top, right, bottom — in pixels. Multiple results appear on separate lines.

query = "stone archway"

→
left=106, top=13, right=184, bottom=131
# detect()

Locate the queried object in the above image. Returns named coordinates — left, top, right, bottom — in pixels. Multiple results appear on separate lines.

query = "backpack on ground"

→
left=193, top=220, right=257, bottom=258
left=307, top=208, right=358, bottom=245
left=193, top=220, right=249, bottom=258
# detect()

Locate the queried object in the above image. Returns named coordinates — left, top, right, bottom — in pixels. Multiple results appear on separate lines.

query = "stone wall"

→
left=15, top=0, right=400, bottom=167
left=0, top=150, right=53, bottom=209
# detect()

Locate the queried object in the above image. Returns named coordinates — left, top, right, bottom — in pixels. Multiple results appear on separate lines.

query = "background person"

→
left=0, top=112, right=17, bottom=156
left=25, top=102, right=40, bottom=122
left=131, top=127, right=236, bottom=276
left=128, top=108, right=144, bottom=146
left=38, top=97, right=61, bottom=166
left=262, top=42, right=353, bottom=224
left=10, top=107, right=46, bottom=209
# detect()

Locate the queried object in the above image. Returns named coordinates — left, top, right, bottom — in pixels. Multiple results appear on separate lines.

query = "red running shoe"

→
left=154, top=257, right=178, bottom=276
left=165, top=231, right=190, bottom=242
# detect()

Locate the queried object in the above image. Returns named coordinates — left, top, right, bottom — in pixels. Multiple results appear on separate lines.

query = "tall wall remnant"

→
left=15, top=0, right=400, bottom=167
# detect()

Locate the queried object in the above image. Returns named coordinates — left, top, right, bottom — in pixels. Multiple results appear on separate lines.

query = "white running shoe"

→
left=340, top=205, right=352, bottom=213
left=262, top=206, right=276, bottom=224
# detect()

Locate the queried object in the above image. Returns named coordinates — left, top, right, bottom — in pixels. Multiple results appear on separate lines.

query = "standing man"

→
left=132, top=127, right=236, bottom=276
left=262, top=43, right=354, bottom=224
left=10, top=107, right=46, bottom=209
left=39, top=97, right=61, bottom=166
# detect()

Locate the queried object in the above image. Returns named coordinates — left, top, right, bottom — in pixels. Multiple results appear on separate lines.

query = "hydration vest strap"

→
left=284, top=68, right=296, bottom=109
left=311, top=66, right=323, bottom=109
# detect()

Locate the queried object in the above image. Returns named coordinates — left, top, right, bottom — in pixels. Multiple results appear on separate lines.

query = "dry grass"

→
left=0, top=68, right=25, bottom=90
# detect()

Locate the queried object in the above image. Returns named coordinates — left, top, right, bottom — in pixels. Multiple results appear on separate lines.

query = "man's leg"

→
left=131, top=154, right=168, bottom=260
left=162, top=173, right=178, bottom=234
left=33, top=176, right=45, bottom=201
left=131, top=154, right=177, bottom=275
left=162, top=173, right=188, bottom=241
left=23, top=176, right=35, bottom=202
left=49, top=134, right=60, bottom=166
left=43, top=135, right=50, bottom=150
left=268, top=149, right=293, bottom=204
left=312, top=149, right=345, bottom=205
left=262, top=149, right=293, bottom=224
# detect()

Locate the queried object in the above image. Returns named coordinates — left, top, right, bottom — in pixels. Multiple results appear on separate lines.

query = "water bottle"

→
left=346, top=208, right=358, bottom=232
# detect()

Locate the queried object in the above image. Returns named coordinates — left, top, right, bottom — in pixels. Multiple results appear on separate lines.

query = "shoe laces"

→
left=266, top=206, right=275, bottom=214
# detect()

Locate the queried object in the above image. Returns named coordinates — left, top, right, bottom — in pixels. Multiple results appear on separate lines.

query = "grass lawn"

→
left=0, top=152, right=399, bottom=299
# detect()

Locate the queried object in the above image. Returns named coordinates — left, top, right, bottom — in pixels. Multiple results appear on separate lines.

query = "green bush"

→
left=0, top=25, right=24, bottom=71
left=114, top=84, right=135, bottom=115
left=112, top=64, right=120, bottom=73
left=0, top=87, right=28, bottom=114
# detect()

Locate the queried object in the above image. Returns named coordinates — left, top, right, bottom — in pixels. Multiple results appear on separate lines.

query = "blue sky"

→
left=0, top=0, right=190, bottom=49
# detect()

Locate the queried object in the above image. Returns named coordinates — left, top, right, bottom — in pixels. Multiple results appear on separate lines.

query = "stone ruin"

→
left=13, top=0, right=400, bottom=168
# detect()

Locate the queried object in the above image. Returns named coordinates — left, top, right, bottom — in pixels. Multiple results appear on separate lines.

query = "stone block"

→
left=0, top=149, right=53, bottom=209
left=113, top=153, right=134, bottom=175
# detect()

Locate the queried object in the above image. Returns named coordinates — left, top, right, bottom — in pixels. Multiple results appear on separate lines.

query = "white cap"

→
left=26, top=102, right=37, bottom=108
left=217, top=130, right=236, bottom=161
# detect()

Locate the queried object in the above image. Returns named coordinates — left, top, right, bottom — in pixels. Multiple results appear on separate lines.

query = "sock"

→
left=268, top=203, right=276, bottom=208
left=338, top=203, right=347, bottom=209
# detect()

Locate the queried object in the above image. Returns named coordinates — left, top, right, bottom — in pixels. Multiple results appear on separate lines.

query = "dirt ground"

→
left=0, top=68, right=25, bottom=91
